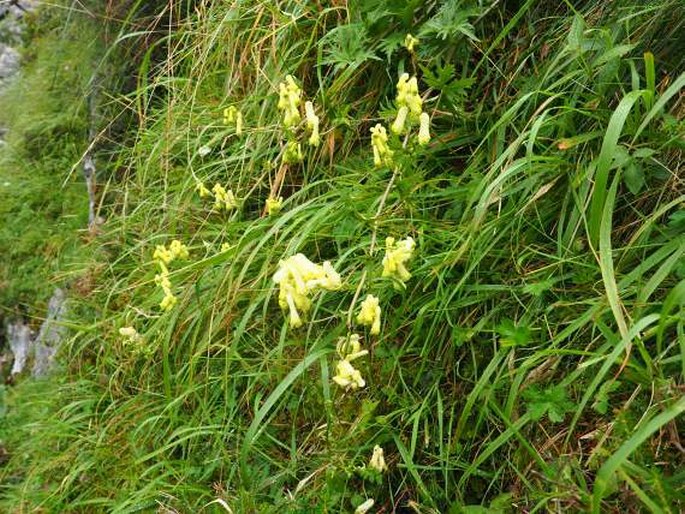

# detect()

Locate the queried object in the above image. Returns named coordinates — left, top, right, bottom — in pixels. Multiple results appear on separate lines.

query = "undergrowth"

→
left=1, top=0, right=684, bottom=513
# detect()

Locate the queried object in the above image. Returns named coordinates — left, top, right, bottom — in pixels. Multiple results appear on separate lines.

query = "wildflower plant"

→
left=152, top=240, right=189, bottom=311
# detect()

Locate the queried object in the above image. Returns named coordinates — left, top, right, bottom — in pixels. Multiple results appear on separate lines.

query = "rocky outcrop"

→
left=3, top=288, right=68, bottom=379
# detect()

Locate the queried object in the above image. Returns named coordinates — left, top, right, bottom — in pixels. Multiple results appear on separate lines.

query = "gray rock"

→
left=3, top=288, right=68, bottom=379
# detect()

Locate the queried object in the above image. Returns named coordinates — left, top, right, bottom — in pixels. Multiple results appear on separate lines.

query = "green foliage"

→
left=1, top=0, right=684, bottom=513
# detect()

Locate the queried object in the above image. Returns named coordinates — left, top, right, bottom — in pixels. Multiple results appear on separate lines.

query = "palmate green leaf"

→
left=522, top=385, right=575, bottom=423
left=319, top=23, right=380, bottom=72
left=420, top=0, right=480, bottom=42
left=496, top=319, right=532, bottom=347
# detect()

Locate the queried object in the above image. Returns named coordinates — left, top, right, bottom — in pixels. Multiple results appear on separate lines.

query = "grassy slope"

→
left=1, top=0, right=684, bottom=513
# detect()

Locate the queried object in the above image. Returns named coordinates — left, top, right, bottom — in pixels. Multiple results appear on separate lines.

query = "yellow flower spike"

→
left=283, top=140, right=303, bottom=164
left=235, top=111, right=243, bottom=135
left=212, top=183, right=238, bottom=211
left=356, top=294, right=381, bottom=335
left=266, top=196, right=283, bottom=216
left=160, top=292, right=177, bottom=311
left=396, top=73, right=423, bottom=120
left=153, top=245, right=173, bottom=265
left=223, top=106, right=237, bottom=124
left=391, top=105, right=409, bottom=135
left=196, top=181, right=211, bottom=198
left=169, top=240, right=189, bottom=260
left=332, top=359, right=366, bottom=390
left=382, top=236, right=416, bottom=283
left=336, top=333, right=368, bottom=362
left=273, top=254, right=341, bottom=328
left=370, top=124, right=393, bottom=168
left=404, top=33, right=419, bottom=52
left=304, top=101, right=320, bottom=147
left=418, top=112, right=430, bottom=145
left=368, top=445, right=388, bottom=473
left=220, top=242, right=231, bottom=252
left=278, top=75, right=302, bottom=129
left=154, top=271, right=171, bottom=289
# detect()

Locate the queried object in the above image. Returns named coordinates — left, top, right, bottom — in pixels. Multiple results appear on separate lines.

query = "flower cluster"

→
left=278, top=75, right=302, bottom=129
left=332, top=334, right=368, bottom=390
left=195, top=181, right=238, bottom=211
left=223, top=106, right=243, bottom=135
left=370, top=124, right=393, bottom=168
left=272, top=253, right=341, bottom=328
left=356, top=294, right=381, bottom=335
left=153, top=240, right=189, bottom=311
left=212, top=183, right=238, bottom=211
left=382, top=236, right=415, bottom=283
left=265, top=196, right=283, bottom=215
left=390, top=73, right=430, bottom=145
left=277, top=75, right=321, bottom=165
left=404, top=33, right=419, bottom=52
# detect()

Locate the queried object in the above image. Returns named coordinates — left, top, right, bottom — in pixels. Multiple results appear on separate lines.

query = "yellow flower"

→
left=153, top=245, right=173, bottom=264
left=160, top=292, right=177, bottom=311
left=235, top=111, right=243, bottom=135
left=396, top=73, right=422, bottom=118
left=382, top=236, right=415, bottom=283
left=356, top=294, right=381, bottom=335
left=196, top=181, right=211, bottom=198
left=224, top=106, right=244, bottom=135
left=368, top=445, right=388, bottom=473
left=283, top=140, right=303, bottom=164
left=266, top=196, right=283, bottom=215
left=404, top=33, right=419, bottom=52
left=154, top=271, right=171, bottom=290
left=223, top=106, right=238, bottom=124
left=278, top=75, right=302, bottom=129
left=370, top=124, right=393, bottom=168
left=355, top=499, right=375, bottom=514
left=418, top=112, right=430, bottom=145
left=332, top=358, right=365, bottom=390
left=220, top=242, right=231, bottom=252
left=304, top=101, right=320, bottom=147
left=212, top=183, right=238, bottom=211
left=273, top=254, right=341, bottom=328
left=169, top=239, right=189, bottom=260
left=336, top=333, right=368, bottom=361
left=391, top=105, right=409, bottom=135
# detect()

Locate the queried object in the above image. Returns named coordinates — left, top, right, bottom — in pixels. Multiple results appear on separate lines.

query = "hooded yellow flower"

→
left=332, top=358, right=366, bottom=390
left=382, top=236, right=415, bottom=283
left=356, top=294, right=381, bottom=335
left=368, top=445, right=388, bottom=473
left=273, top=254, right=341, bottom=328
left=370, top=124, right=393, bottom=168
left=278, top=75, right=302, bottom=129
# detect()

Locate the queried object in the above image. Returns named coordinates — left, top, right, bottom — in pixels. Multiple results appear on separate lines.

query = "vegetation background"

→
left=0, top=0, right=683, bottom=512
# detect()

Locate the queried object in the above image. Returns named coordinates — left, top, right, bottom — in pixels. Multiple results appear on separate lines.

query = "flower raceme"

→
left=223, top=106, right=243, bottom=135
left=332, top=334, right=368, bottom=390
left=370, top=124, right=393, bottom=167
left=356, top=294, right=381, bottom=335
left=272, top=254, right=341, bottom=328
left=152, top=240, right=189, bottom=311
left=304, top=101, right=320, bottom=147
left=382, top=236, right=415, bottom=283
left=278, top=75, right=302, bottom=129
left=212, top=183, right=238, bottom=211
left=265, top=196, right=283, bottom=215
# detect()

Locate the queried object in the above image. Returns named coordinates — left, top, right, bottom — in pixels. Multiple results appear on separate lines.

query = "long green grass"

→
left=1, top=0, right=684, bottom=512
